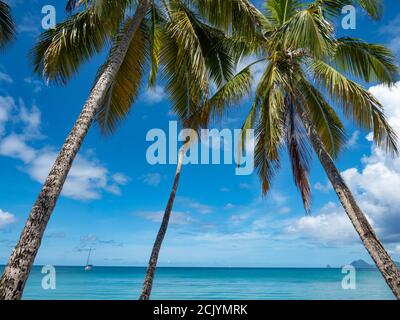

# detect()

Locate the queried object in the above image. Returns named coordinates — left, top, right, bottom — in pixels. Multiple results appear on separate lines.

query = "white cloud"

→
left=230, top=213, right=249, bottom=223
left=239, top=182, right=251, bottom=189
left=189, top=230, right=270, bottom=242
left=279, top=206, right=291, bottom=214
left=284, top=202, right=357, bottom=244
left=380, top=15, right=400, bottom=53
left=112, top=173, right=129, bottom=185
left=135, top=210, right=194, bottom=225
left=224, top=203, right=235, bottom=209
left=176, top=197, right=214, bottom=214
left=0, top=209, right=17, bottom=229
left=0, top=134, right=36, bottom=162
left=294, top=82, right=400, bottom=246
left=314, top=180, right=332, bottom=193
left=346, top=130, right=360, bottom=148
left=0, top=96, right=128, bottom=200
left=0, top=71, right=13, bottom=84
left=140, top=173, right=162, bottom=186
left=144, top=85, right=167, bottom=104
left=0, top=96, right=15, bottom=136
left=24, top=77, right=44, bottom=93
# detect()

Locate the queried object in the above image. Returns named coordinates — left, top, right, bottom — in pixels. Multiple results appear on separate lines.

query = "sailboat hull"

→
left=84, top=265, right=93, bottom=271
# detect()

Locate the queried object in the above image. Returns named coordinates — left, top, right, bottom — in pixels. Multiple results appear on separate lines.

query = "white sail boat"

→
left=84, top=248, right=93, bottom=271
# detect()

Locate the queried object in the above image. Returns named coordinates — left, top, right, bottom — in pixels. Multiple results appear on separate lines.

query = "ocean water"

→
left=1, top=266, right=395, bottom=300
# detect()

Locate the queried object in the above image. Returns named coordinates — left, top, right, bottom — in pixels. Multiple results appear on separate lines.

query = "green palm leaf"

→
left=282, top=7, right=335, bottom=58
left=148, top=3, right=164, bottom=87
left=285, top=101, right=312, bottom=211
left=312, top=59, right=398, bottom=155
left=32, top=8, right=112, bottom=84
left=0, top=0, right=15, bottom=49
left=334, top=37, right=398, bottom=85
left=96, top=17, right=149, bottom=134
left=299, top=77, right=346, bottom=158
left=194, top=0, right=269, bottom=38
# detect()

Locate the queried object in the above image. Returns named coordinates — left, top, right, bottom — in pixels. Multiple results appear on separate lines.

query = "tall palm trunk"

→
left=139, top=145, right=186, bottom=300
left=299, top=110, right=400, bottom=299
left=0, top=0, right=151, bottom=300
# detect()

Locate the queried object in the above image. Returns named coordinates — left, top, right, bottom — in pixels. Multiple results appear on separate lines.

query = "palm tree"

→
left=139, top=49, right=252, bottom=300
left=0, top=0, right=264, bottom=300
left=0, top=0, right=15, bottom=48
left=207, top=0, right=400, bottom=299
left=132, top=1, right=261, bottom=300
left=0, top=0, right=152, bottom=300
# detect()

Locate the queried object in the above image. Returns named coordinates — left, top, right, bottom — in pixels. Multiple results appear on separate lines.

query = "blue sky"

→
left=1, top=0, right=400, bottom=268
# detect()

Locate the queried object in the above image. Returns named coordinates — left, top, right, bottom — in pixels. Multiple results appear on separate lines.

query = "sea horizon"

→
left=1, top=265, right=393, bottom=300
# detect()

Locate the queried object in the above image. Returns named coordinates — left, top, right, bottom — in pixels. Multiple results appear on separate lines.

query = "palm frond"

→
left=285, top=101, right=312, bottom=211
left=264, top=0, right=303, bottom=26
left=357, top=0, right=383, bottom=20
left=312, top=59, right=398, bottom=155
left=299, top=77, right=346, bottom=158
left=160, top=25, right=203, bottom=123
left=194, top=0, right=269, bottom=38
left=32, top=8, right=112, bottom=84
left=0, top=0, right=15, bottom=49
left=176, top=4, right=236, bottom=87
left=282, top=7, right=335, bottom=58
left=206, top=62, right=254, bottom=121
left=250, top=63, right=286, bottom=194
left=334, top=37, right=398, bottom=85
left=311, top=0, right=382, bottom=20
left=166, top=1, right=209, bottom=94
left=148, top=3, right=164, bottom=87
left=96, top=17, right=148, bottom=134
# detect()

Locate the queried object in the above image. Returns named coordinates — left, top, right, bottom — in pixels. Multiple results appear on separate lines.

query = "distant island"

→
left=349, top=259, right=400, bottom=269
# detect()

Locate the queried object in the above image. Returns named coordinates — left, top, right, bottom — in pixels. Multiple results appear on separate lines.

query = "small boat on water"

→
left=84, top=248, right=93, bottom=271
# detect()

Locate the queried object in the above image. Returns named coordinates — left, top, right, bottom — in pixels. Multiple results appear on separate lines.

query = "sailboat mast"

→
left=86, top=248, right=91, bottom=266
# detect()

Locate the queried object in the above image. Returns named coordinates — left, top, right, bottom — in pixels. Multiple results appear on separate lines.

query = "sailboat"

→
left=84, top=248, right=93, bottom=271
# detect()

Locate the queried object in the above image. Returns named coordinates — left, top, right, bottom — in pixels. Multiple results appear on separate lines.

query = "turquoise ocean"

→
left=1, top=266, right=395, bottom=300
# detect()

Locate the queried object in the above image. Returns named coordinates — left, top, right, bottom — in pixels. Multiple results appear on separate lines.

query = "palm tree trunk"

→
left=139, top=145, right=186, bottom=300
left=0, top=0, right=151, bottom=300
left=299, top=110, right=400, bottom=299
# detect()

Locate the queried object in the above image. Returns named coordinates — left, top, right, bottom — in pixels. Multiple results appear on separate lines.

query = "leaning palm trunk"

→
left=139, top=145, right=186, bottom=300
left=0, top=0, right=151, bottom=300
left=299, top=110, right=400, bottom=299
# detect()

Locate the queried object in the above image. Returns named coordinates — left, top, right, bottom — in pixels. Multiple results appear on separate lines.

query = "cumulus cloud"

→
left=0, top=209, right=17, bottom=229
left=144, top=85, right=167, bottom=104
left=286, top=83, right=400, bottom=247
left=0, top=96, right=128, bottom=200
left=284, top=202, right=357, bottom=244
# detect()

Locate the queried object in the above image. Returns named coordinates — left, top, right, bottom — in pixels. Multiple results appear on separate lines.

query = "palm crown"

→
left=33, top=0, right=266, bottom=132
left=207, top=0, right=398, bottom=211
